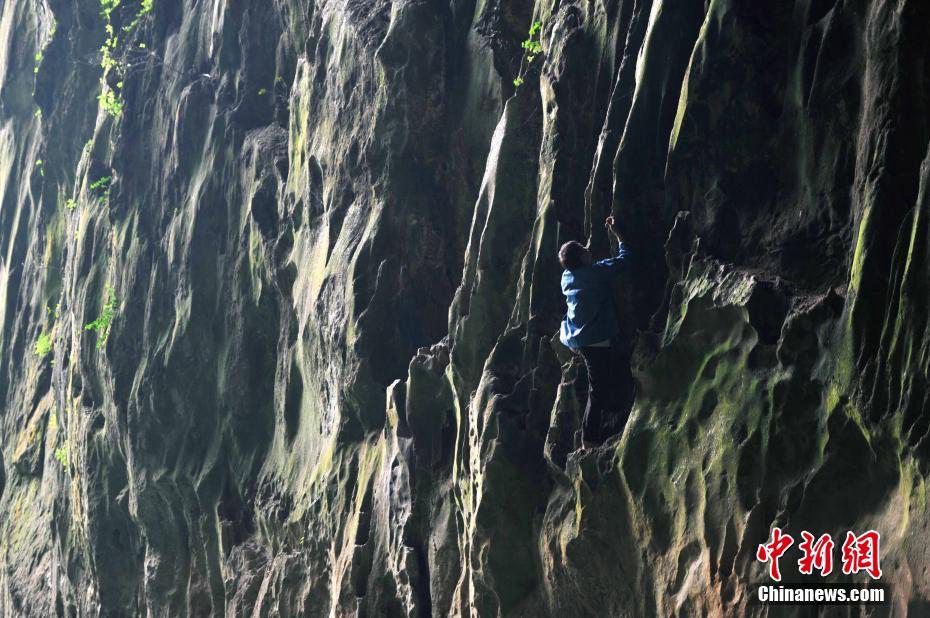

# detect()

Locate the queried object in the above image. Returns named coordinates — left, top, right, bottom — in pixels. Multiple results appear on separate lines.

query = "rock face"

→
left=1, top=0, right=929, bottom=615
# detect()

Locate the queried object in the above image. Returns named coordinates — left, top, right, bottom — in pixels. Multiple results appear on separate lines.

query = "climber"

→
left=558, top=215, right=632, bottom=449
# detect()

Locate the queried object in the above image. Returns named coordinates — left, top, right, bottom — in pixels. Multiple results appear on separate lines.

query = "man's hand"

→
left=605, top=215, right=624, bottom=243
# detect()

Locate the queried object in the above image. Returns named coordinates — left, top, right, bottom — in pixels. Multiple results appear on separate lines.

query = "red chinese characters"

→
left=756, top=527, right=794, bottom=582
left=797, top=531, right=834, bottom=576
left=841, top=530, right=883, bottom=579
left=757, top=528, right=883, bottom=581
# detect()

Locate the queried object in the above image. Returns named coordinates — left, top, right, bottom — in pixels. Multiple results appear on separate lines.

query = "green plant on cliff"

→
left=54, top=442, right=68, bottom=467
left=84, top=286, right=117, bottom=349
left=89, top=176, right=111, bottom=191
left=33, top=20, right=56, bottom=76
left=122, top=0, right=153, bottom=33
left=513, top=20, right=544, bottom=88
left=99, top=0, right=120, bottom=17
left=35, top=303, right=60, bottom=358
left=522, top=21, right=543, bottom=60
left=98, top=88, right=123, bottom=117
left=35, top=332, right=52, bottom=358
left=97, top=0, right=156, bottom=117
left=98, top=2, right=121, bottom=116
left=90, top=175, right=112, bottom=205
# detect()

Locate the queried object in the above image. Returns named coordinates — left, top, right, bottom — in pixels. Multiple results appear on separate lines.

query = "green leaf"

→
left=35, top=332, right=53, bottom=357
left=54, top=443, right=68, bottom=467
left=84, top=286, right=118, bottom=350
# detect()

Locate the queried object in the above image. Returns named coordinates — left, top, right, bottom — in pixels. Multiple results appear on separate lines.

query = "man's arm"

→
left=592, top=215, right=629, bottom=276
left=606, top=215, right=625, bottom=244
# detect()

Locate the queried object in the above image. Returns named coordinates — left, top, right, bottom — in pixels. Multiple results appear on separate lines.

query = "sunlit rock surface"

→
left=1, top=0, right=929, bottom=615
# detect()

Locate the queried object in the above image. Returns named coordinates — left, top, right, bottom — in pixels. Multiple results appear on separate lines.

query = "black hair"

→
left=558, top=241, right=587, bottom=270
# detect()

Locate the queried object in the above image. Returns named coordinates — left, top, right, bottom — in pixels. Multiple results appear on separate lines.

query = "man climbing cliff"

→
left=559, top=215, right=632, bottom=449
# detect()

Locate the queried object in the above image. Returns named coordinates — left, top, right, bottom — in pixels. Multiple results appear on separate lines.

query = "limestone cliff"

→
left=1, top=0, right=929, bottom=616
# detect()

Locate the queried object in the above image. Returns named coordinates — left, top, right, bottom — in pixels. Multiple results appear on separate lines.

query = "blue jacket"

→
left=559, top=242, right=629, bottom=349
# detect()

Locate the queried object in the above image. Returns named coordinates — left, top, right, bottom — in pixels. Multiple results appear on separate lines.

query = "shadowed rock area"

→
left=1, top=0, right=929, bottom=616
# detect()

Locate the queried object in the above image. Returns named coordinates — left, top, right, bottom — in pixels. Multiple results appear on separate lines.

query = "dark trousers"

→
left=578, top=345, right=633, bottom=444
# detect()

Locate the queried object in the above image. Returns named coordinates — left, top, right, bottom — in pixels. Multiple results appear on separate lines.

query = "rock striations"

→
left=1, top=0, right=929, bottom=616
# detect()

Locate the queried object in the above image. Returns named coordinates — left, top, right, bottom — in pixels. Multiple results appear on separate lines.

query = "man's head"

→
left=558, top=241, right=591, bottom=270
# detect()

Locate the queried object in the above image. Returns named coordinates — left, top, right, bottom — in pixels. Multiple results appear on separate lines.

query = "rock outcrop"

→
left=1, top=0, right=929, bottom=615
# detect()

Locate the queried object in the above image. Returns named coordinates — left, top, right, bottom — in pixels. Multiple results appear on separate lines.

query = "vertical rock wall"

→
left=0, top=0, right=928, bottom=615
